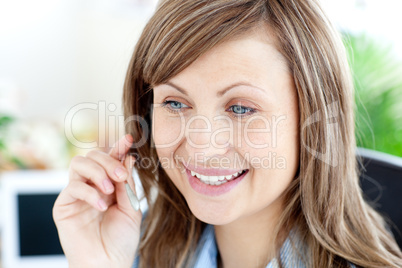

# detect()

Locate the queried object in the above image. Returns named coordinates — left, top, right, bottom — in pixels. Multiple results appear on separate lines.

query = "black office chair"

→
left=357, top=147, right=402, bottom=249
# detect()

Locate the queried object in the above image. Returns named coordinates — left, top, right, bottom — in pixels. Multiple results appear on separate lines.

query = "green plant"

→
left=343, top=33, right=402, bottom=157
left=0, top=114, right=23, bottom=170
left=0, top=114, right=14, bottom=150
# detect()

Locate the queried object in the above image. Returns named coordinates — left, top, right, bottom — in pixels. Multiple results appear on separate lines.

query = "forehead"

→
left=166, top=29, right=289, bottom=90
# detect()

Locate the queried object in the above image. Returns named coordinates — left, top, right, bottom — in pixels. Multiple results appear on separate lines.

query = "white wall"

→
left=321, top=0, right=402, bottom=58
left=0, top=0, right=79, bottom=120
left=0, top=0, right=157, bottom=128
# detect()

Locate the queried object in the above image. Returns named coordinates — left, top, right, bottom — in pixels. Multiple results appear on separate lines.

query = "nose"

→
left=184, top=115, right=231, bottom=159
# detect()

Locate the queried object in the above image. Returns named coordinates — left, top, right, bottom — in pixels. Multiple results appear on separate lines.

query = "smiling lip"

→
left=186, top=168, right=248, bottom=196
left=184, top=163, right=246, bottom=176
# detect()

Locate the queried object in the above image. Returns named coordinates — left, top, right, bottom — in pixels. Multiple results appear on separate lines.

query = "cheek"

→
left=238, top=115, right=297, bottom=155
left=244, top=115, right=299, bottom=213
left=241, top=118, right=274, bottom=149
left=238, top=112, right=299, bottom=173
left=152, top=110, right=188, bottom=192
left=152, top=109, right=185, bottom=157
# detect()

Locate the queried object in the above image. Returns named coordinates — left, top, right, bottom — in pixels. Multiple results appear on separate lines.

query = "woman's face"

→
left=152, top=29, right=299, bottom=225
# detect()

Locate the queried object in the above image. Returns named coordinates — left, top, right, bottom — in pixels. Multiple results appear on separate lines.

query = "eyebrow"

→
left=165, top=81, right=265, bottom=97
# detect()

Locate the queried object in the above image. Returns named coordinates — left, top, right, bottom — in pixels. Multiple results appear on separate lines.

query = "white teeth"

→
left=209, top=176, right=219, bottom=182
left=218, top=176, right=226, bottom=181
left=199, top=174, right=208, bottom=181
left=190, top=169, right=245, bottom=185
left=204, top=180, right=224, bottom=186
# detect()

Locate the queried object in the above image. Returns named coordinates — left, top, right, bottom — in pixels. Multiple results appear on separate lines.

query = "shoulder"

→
left=271, top=229, right=356, bottom=268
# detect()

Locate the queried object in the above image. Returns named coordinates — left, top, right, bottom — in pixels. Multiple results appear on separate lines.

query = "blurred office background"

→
left=0, top=0, right=401, bottom=267
left=0, top=0, right=159, bottom=171
left=0, top=0, right=158, bottom=267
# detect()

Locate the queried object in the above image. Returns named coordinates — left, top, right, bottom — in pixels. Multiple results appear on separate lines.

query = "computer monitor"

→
left=1, top=170, right=69, bottom=268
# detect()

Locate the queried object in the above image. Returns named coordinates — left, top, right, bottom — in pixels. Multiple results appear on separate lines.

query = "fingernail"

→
left=98, top=199, right=107, bottom=211
left=115, top=167, right=128, bottom=180
left=103, top=179, right=114, bottom=193
left=125, top=134, right=133, bottom=142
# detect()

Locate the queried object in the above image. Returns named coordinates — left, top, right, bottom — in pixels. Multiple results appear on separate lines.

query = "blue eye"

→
left=229, top=105, right=255, bottom=116
left=162, top=100, right=189, bottom=111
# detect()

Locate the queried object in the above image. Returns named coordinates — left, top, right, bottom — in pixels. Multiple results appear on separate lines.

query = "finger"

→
left=85, top=150, right=129, bottom=183
left=108, top=134, right=133, bottom=161
left=63, top=180, right=108, bottom=212
left=69, top=155, right=115, bottom=195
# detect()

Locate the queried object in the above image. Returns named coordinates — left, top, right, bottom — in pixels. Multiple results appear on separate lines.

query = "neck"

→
left=214, top=197, right=286, bottom=268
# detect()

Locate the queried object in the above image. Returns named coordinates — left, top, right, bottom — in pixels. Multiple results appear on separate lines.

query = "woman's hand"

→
left=53, top=134, right=142, bottom=268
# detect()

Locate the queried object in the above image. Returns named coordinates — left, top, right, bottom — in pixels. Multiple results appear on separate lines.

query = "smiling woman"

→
left=53, top=0, right=402, bottom=267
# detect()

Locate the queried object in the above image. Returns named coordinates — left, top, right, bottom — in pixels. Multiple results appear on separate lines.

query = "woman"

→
left=53, top=0, right=402, bottom=267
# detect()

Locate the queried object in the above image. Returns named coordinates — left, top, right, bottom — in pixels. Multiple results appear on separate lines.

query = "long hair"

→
left=123, top=0, right=402, bottom=267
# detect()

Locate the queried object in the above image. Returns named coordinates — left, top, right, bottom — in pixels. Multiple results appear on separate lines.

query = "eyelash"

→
left=226, top=105, right=256, bottom=118
left=161, top=100, right=256, bottom=118
left=161, top=100, right=189, bottom=114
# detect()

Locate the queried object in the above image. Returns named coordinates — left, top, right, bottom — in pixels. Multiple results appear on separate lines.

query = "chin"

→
left=185, top=196, right=242, bottom=225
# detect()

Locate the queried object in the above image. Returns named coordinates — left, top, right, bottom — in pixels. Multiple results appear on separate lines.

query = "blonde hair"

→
left=123, top=0, right=402, bottom=267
